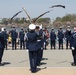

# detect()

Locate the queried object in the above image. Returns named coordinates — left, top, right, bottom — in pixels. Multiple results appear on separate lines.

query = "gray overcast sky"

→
left=0, top=0, right=76, bottom=20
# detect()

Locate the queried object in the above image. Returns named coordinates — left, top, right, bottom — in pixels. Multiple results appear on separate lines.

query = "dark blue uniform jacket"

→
left=58, top=31, right=64, bottom=40
left=11, top=30, right=18, bottom=40
left=26, top=31, right=38, bottom=51
left=0, top=32, right=5, bottom=49
left=65, top=30, right=71, bottom=41
left=71, top=32, right=76, bottom=48
left=2, top=31, right=8, bottom=41
left=19, top=31, right=25, bottom=40
left=36, top=29, right=44, bottom=50
left=50, top=31, right=56, bottom=40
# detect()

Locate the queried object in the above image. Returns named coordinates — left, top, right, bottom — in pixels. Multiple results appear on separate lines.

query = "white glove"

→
left=44, top=42, right=46, bottom=45
left=37, top=40, right=41, bottom=42
left=71, top=47, right=75, bottom=50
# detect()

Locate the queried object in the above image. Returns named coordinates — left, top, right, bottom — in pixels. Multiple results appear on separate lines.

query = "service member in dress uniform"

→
left=2, top=27, right=8, bottom=50
left=0, top=28, right=5, bottom=65
left=26, top=24, right=38, bottom=73
left=65, top=26, right=71, bottom=49
left=35, top=25, right=44, bottom=66
left=71, top=26, right=76, bottom=66
left=11, top=27, right=18, bottom=50
left=50, top=28, right=56, bottom=49
left=58, top=27, right=64, bottom=49
left=19, top=28, right=25, bottom=50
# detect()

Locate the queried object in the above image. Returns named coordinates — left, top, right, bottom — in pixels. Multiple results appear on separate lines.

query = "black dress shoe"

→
left=31, top=71, right=36, bottom=73
left=71, top=63, right=76, bottom=66
left=54, top=48, right=56, bottom=50
left=37, top=63, right=40, bottom=66
left=0, top=63, right=4, bottom=66
left=31, top=70, right=37, bottom=73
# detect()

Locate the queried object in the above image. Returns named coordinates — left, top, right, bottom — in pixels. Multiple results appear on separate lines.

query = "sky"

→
left=0, top=0, right=76, bottom=20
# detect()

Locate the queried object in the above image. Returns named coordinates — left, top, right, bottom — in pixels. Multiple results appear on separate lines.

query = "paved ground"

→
left=0, top=67, right=76, bottom=75
left=0, top=48, right=76, bottom=75
left=2, top=49, right=73, bottom=67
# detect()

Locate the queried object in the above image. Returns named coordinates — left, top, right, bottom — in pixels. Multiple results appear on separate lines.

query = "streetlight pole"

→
left=52, top=19, right=54, bottom=28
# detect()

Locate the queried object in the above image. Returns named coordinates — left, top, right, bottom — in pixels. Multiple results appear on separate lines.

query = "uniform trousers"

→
left=12, top=39, right=16, bottom=50
left=66, top=39, right=71, bottom=49
left=51, top=40, right=56, bottom=49
left=29, top=51, right=38, bottom=72
left=58, top=39, right=63, bottom=49
left=20, top=40, right=25, bottom=49
left=0, top=48, right=4, bottom=63
left=72, top=49, right=76, bottom=64
left=37, top=49, right=43, bottom=65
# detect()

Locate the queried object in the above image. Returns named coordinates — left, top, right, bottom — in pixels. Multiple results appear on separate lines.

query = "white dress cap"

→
left=29, top=24, right=36, bottom=30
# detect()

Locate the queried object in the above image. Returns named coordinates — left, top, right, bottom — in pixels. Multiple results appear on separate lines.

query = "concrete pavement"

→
left=2, top=49, right=73, bottom=67
left=0, top=48, right=76, bottom=75
left=0, top=67, right=76, bottom=75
